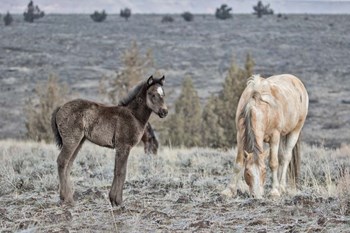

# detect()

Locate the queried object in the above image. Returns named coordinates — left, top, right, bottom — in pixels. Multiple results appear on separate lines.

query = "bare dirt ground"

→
left=1, top=141, right=350, bottom=232
left=0, top=14, right=350, bottom=147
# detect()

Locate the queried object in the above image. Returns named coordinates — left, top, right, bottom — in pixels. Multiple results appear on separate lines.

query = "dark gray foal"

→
left=51, top=76, right=167, bottom=206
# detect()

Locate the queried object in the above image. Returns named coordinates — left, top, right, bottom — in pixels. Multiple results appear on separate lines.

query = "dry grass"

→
left=1, top=140, right=350, bottom=232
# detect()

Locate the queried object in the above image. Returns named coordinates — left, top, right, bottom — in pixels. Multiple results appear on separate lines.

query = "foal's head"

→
left=146, top=76, right=168, bottom=118
left=244, top=150, right=268, bottom=199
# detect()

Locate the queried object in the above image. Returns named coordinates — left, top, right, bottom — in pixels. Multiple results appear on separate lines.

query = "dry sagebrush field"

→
left=1, top=140, right=350, bottom=232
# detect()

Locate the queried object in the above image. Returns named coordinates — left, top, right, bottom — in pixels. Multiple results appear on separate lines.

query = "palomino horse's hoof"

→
left=221, top=188, right=236, bottom=198
left=269, top=189, right=281, bottom=198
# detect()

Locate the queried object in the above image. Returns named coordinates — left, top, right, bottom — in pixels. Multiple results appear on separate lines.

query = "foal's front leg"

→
left=109, top=146, right=131, bottom=207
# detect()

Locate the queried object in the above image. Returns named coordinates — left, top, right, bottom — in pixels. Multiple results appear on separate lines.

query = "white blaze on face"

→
left=157, top=86, right=164, bottom=96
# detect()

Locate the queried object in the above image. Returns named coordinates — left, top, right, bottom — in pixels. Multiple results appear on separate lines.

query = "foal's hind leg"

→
left=57, top=136, right=84, bottom=204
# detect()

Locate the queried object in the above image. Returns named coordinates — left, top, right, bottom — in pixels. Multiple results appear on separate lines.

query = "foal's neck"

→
left=127, top=96, right=152, bottom=127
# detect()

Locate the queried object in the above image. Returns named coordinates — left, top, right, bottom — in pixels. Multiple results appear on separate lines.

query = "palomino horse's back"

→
left=237, top=74, right=308, bottom=135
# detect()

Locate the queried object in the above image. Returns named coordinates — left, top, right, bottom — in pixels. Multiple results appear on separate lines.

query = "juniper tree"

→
left=25, top=75, right=69, bottom=142
left=201, top=94, right=225, bottom=148
left=90, top=10, right=107, bottom=22
left=120, top=8, right=131, bottom=21
left=4, top=12, right=13, bottom=26
left=215, top=4, right=232, bottom=20
left=164, top=76, right=202, bottom=147
left=216, top=54, right=255, bottom=147
left=253, top=1, right=274, bottom=18
left=102, top=41, right=154, bottom=104
left=181, top=12, right=194, bottom=22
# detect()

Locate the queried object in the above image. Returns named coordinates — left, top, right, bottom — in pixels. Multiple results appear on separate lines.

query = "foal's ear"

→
left=147, top=75, right=154, bottom=86
left=159, top=75, right=165, bottom=85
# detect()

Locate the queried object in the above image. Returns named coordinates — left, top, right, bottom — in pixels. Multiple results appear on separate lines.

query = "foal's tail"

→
left=288, top=135, right=301, bottom=187
left=51, top=107, right=63, bottom=150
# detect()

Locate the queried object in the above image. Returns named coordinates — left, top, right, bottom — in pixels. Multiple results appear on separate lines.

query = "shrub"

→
left=23, top=1, right=44, bottom=23
left=161, top=15, right=174, bottom=23
left=215, top=4, right=232, bottom=20
left=25, top=75, right=69, bottom=143
left=90, top=10, right=107, bottom=22
left=181, top=12, right=194, bottom=22
left=215, top=54, right=254, bottom=147
left=201, top=95, right=225, bottom=148
left=253, top=1, right=274, bottom=18
left=120, top=8, right=131, bottom=20
left=101, top=41, right=154, bottom=104
left=4, top=12, right=13, bottom=26
left=163, top=76, right=202, bottom=147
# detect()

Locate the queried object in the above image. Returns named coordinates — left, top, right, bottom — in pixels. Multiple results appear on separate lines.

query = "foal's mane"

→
left=118, top=77, right=164, bottom=106
left=118, top=80, right=147, bottom=106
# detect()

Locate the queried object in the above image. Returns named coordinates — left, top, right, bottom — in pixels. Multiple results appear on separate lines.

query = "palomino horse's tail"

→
left=51, top=107, right=63, bottom=150
left=288, top=135, right=301, bottom=187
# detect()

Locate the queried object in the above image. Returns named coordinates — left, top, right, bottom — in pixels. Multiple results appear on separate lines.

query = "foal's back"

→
left=56, top=99, right=142, bottom=148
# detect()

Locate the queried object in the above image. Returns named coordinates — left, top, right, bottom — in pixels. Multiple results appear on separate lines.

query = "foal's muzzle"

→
left=158, top=108, right=168, bottom=118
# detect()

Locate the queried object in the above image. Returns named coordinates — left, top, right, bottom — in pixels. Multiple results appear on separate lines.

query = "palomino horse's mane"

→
left=240, top=75, right=265, bottom=156
left=118, top=80, right=147, bottom=106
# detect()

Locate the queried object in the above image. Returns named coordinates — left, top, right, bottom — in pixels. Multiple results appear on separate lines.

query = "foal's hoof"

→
left=221, top=187, right=236, bottom=198
left=58, top=198, right=75, bottom=207
left=269, top=189, right=281, bottom=198
left=109, top=196, right=123, bottom=207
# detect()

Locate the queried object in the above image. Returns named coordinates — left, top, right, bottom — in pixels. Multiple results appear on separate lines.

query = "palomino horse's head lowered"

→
left=244, top=150, right=268, bottom=198
left=146, top=76, right=168, bottom=118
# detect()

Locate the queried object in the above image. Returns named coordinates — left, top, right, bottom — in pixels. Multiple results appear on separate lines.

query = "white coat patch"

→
left=157, top=86, right=164, bottom=96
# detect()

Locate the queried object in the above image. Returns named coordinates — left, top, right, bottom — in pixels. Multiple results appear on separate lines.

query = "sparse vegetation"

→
left=23, top=0, right=44, bottom=23
left=215, top=4, right=232, bottom=20
left=1, top=140, right=350, bottom=232
left=253, top=1, right=274, bottom=18
left=24, top=75, right=69, bottom=143
left=120, top=8, right=131, bottom=21
left=90, top=10, right=107, bottom=22
left=161, top=15, right=174, bottom=23
left=3, top=12, right=13, bottom=26
left=181, top=12, right=194, bottom=22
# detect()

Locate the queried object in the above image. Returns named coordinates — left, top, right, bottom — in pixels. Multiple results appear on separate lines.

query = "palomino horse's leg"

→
left=269, top=133, right=281, bottom=197
left=279, top=130, right=300, bottom=192
left=109, top=146, right=131, bottom=206
left=57, top=136, right=84, bottom=204
left=221, top=148, right=244, bottom=197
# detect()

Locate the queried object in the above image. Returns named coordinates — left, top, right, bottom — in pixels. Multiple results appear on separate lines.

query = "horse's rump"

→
left=51, top=107, right=63, bottom=150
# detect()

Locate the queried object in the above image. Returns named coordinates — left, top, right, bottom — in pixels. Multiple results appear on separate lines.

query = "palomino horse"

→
left=51, top=76, right=167, bottom=206
left=222, top=74, right=308, bottom=198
